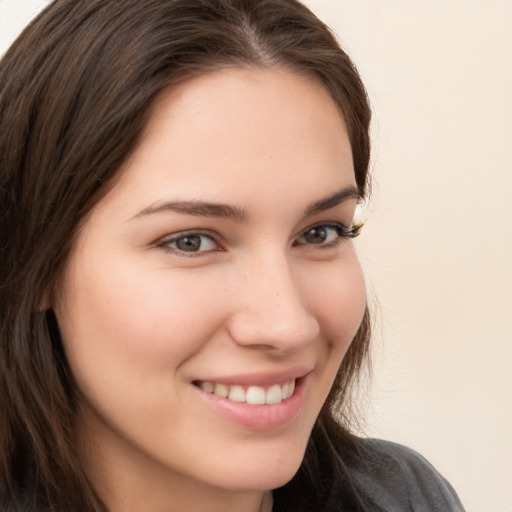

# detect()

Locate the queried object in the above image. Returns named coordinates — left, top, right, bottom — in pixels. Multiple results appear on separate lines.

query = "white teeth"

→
left=200, top=379, right=296, bottom=405
left=200, top=381, right=214, bottom=393
left=228, top=385, right=246, bottom=402
left=265, top=384, right=282, bottom=404
left=287, top=379, right=295, bottom=398
left=214, top=383, right=229, bottom=398
left=246, top=386, right=266, bottom=405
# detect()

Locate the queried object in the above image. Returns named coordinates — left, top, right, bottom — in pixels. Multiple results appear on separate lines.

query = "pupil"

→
left=305, top=227, right=327, bottom=244
left=176, top=235, right=201, bottom=251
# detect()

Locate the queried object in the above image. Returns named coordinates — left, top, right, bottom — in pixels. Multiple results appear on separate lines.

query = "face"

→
left=54, top=68, right=366, bottom=506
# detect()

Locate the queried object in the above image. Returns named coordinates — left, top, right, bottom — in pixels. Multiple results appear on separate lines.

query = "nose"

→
left=226, top=252, right=320, bottom=354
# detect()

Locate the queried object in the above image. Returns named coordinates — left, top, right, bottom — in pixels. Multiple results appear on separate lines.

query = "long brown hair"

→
left=0, top=1, right=371, bottom=510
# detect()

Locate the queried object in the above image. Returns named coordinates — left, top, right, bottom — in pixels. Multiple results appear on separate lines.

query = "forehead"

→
left=102, top=67, right=355, bottom=216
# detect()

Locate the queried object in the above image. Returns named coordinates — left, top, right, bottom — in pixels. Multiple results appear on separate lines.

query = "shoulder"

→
left=350, top=438, right=466, bottom=511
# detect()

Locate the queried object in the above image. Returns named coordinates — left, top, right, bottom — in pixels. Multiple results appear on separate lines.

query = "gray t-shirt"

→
left=351, top=439, right=465, bottom=511
left=273, top=437, right=466, bottom=511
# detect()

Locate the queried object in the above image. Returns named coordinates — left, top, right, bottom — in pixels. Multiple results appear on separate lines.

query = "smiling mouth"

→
left=194, top=379, right=296, bottom=405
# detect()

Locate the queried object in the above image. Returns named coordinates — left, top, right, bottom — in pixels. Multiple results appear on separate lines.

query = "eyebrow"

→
left=133, top=200, right=248, bottom=222
left=132, top=186, right=359, bottom=222
left=303, top=186, right=360, bottom=216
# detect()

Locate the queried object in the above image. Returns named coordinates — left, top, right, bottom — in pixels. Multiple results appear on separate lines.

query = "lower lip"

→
left=193, top=377, right=307, bottom=431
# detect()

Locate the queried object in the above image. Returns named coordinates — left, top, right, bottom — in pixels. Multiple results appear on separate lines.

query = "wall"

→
left=1, top=1, right=511, bottom=511
left=302, top=2, right=512, bottom=511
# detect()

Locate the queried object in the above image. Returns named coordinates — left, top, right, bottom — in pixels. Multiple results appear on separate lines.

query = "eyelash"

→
left=293, top=222, right=362, bottom=247
left=156, top=222, right=363, bottom=256
left=156, top=230, right=220, bottom=256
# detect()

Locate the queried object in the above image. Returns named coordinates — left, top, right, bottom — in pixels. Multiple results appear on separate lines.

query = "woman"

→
left=0, top=1, right=465, bottom=511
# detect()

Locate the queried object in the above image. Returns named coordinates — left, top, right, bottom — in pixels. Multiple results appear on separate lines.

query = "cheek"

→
left=302, top=254, right=366, bottom=349
left=313, top=257, right=366, bottom=409
left=56, top=257, right=227, bottom=394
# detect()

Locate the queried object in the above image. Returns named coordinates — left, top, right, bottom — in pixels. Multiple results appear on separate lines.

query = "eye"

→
left=157, top=231, right=219, bottom=254
left=295, top=222, right=361, bottom=247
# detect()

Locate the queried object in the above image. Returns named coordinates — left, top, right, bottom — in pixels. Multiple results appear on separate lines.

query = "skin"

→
left=54, top=67, right=367, bottom=512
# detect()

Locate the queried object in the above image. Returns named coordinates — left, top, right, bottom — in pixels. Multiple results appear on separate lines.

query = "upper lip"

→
left=194, top=366, right=313, bottom=387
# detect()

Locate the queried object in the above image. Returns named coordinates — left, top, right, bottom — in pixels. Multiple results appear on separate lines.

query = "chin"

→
left=218, top=464, right=302, bottom=493
left=208, top=438, right=308, bottom=492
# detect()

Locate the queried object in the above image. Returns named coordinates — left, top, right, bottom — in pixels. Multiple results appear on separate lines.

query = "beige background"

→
left=1, top=1, right=511, bottom=511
